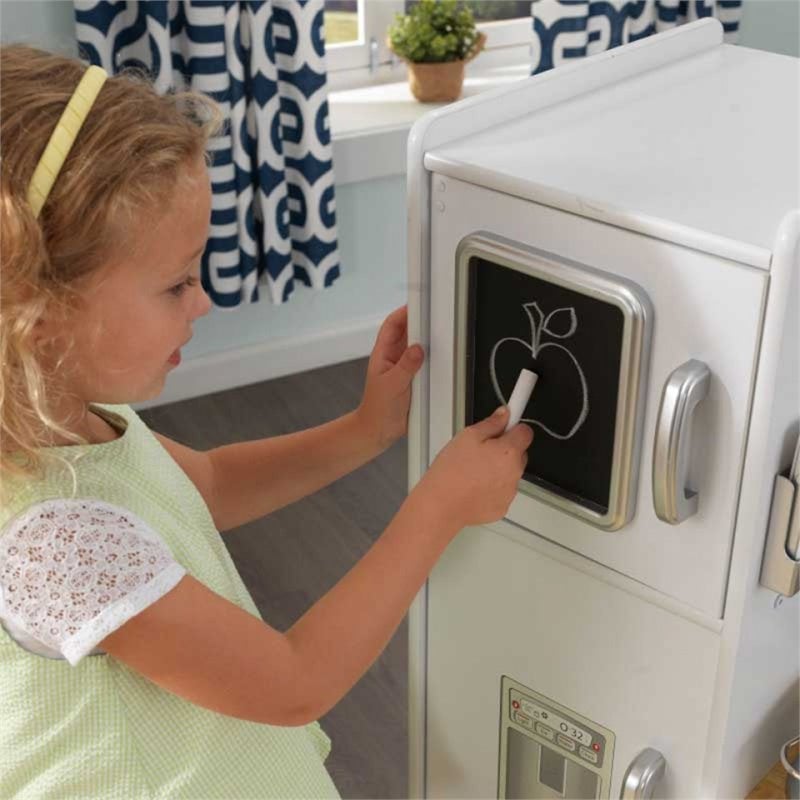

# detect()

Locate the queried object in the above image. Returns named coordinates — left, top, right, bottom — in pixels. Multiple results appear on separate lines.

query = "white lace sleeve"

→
left=0, top=498, right=186, bottom=666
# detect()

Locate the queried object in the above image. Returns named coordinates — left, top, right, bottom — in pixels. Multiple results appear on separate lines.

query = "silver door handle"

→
left=621, top=747, right=666, bottom=799
left=652, top=360, right=711, bottom=524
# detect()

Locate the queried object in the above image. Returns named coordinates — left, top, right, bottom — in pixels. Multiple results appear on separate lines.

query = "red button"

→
left=592, top=743, right=601, bottom=752
left=512, top=700, right=520, bottom=709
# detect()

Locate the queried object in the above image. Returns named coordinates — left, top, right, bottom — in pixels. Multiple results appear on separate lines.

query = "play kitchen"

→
left=406, top=19, right=799, bottom=800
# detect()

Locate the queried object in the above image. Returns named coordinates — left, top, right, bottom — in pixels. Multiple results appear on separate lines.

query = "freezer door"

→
left=427, top=175, right=767, bottom=618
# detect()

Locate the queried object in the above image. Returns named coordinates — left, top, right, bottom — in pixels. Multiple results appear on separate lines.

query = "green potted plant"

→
left=387, top=0, right=486, bottom=103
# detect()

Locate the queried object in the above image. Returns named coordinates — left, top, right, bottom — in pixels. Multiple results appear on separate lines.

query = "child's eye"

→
left=169, top=276, right=198, bottom=297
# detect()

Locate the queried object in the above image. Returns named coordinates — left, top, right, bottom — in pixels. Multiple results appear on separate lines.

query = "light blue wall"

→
left=1, top=1, right=77, bottom=56
left=2, top=0, right=797, bottom=365
left=738, top=0, right=800, bottom=57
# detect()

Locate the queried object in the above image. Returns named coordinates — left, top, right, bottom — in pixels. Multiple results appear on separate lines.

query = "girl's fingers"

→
left=381, top=305, right=407, bottom=343
left=372, top=307, right=409, bottom=369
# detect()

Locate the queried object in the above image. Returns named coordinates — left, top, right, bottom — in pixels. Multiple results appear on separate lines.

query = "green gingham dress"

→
left=0, top=404, right=340, bottom=799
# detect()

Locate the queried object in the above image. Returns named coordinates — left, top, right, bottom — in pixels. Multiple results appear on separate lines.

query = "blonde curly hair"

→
left=0, top=44, right=223, bottom=497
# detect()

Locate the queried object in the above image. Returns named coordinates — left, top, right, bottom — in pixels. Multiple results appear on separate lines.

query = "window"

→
left=324, top=1, right=403, bottom=77
left=324, top=0, right=533, bottom=90
left=323, top=0, right=361, bottom=46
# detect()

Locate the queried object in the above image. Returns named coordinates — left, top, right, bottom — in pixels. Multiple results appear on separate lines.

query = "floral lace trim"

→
left=60, top=563, right=186, bottom=665
left=0, top=498, right=185, bottom=665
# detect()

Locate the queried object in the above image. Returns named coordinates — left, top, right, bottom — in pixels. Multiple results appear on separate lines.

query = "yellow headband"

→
left=26, top=64, right=108, bottom=218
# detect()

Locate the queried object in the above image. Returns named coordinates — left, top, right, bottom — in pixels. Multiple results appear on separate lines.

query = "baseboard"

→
left=133, top=315, right=384, bottom=411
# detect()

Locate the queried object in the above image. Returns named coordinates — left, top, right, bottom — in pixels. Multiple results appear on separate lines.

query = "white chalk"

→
left=505, top=369, right=538, bottom=432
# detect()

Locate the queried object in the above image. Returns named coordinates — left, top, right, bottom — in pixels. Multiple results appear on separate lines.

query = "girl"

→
left=0, top=45, right=533, bottom=798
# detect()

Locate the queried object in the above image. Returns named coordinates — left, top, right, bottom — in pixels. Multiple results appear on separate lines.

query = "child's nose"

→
left=192, top=286, right=212, bottom=319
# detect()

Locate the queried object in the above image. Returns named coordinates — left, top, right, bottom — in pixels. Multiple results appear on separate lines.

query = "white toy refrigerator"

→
left=406, top=19, right=799, bottom=800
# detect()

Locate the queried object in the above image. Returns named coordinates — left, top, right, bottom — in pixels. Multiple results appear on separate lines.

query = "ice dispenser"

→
left=406, top=19, right=799, bottom=800
left=499, top=677, right=615, bottom=799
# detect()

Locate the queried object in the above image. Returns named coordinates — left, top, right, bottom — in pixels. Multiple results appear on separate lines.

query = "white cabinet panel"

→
left=428, top=176, right=767, bottom=618
left=426, top=526, right=720, bottom=798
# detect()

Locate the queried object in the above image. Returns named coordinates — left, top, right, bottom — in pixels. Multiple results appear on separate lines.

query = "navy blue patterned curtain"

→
left=531, top=0, right=743, bottom=74
left=75, top=1, right=339, bottom=307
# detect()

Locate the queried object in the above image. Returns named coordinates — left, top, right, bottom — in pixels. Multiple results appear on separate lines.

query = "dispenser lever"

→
left=652, top=359, right=710, bottom=524
left=620, top=747, right=666, bottom=799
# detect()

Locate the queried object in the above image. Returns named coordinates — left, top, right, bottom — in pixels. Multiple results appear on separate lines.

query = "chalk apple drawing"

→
left=489, top=301, right=589, bottom=440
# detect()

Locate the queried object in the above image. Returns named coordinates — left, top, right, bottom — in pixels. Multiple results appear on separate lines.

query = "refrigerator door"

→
left=428, top=175, right=767, bottom=619
left=424, top=525, right=720, bottom=798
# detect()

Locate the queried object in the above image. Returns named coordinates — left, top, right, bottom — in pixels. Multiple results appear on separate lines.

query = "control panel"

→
left=499, top=676, right=616, bottom=799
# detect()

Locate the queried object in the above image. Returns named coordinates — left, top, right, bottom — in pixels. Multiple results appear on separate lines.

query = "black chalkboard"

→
left=465, top=256, right=625, bottom=515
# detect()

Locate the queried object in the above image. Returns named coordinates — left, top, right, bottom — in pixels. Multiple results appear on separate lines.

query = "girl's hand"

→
left=417, top=407, right=534, bottom=531
left=356, top=305, right=425, bottom=451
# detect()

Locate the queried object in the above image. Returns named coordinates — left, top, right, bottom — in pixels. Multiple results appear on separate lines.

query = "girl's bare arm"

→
left=206, top=411, right=384, bottom=533
left=152, top=412, right=383, bottom=535
left=102, top=410, right=530, bottom=724
left=99, top=485, right=458, bottom=726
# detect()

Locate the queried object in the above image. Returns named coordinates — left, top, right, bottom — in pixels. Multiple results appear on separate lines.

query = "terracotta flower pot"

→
left=389, top=31, right=486, bottom=103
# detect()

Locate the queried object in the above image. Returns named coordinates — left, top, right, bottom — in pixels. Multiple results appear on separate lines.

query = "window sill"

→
left=329, top=60, right=532, bottom=186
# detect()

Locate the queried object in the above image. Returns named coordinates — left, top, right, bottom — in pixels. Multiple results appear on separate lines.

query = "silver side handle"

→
left=652, top=360, right=711, bottom=524
left=759, top=473, right=800, bottom=597
left=621, top=747, right=667, bottom=799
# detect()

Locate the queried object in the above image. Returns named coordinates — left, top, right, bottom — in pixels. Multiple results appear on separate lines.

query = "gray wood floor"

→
left=139, top=357, right=408, bottom=799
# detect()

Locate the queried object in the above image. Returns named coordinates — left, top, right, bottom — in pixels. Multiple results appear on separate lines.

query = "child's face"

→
left=39, top=157, right=213, bottom=406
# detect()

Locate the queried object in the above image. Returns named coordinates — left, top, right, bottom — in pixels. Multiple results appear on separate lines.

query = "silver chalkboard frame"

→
left=453, top=231, right=653, bottom=531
